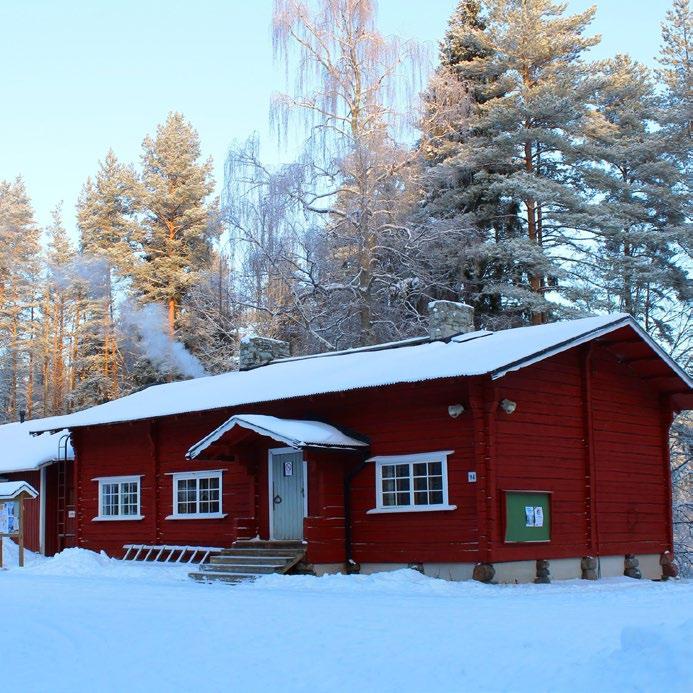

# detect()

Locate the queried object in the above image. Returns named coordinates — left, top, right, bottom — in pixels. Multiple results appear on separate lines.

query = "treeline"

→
left=0, top=114, right=228, bottom=420
left=0, top=0, right=690, bottom=424
left=230, top=0, right=691, bottom=353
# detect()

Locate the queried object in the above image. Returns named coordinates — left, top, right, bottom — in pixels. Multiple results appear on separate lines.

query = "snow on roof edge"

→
left=28, top=313, right=689, bottom=434
left=0, top=424, right=74, bottom=475
left=0, top=480, right=39, bottom=500
left=187, top=414, right=369, bottom=459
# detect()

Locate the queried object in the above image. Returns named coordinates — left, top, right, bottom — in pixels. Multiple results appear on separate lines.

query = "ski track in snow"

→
left=1, top=540, right=691, bottom=693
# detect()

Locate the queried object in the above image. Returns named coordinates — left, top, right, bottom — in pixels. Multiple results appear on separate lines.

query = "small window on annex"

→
left=170, top=471, right=223, bottom=519
left=368, top=451, right=455, bottom=514
left=94, top=476, right=142, bottom=520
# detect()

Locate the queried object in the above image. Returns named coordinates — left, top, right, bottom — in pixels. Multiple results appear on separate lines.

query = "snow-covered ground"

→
left=1, top=539, right=691, bottom=693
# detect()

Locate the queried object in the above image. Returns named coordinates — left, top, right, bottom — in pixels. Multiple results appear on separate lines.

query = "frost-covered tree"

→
left=179, top=249, right=241, bottom=373
left=569, top=56, right=691, bottom=347
left=427, top=0, right=599, bottom=325
left=658, top=0, right=692, bottom=145
left=259, top=0, right=429, bottom=348
left=225, top=136, right=307, bottom=346
left=418, top=0, right=529, bottom=328
left=133, top=113, right=221, bottom=338
left=671, top=407, right=692, bottom=577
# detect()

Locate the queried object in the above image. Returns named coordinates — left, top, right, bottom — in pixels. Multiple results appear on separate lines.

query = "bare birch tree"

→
left=248, top=0, right=431, bottom=348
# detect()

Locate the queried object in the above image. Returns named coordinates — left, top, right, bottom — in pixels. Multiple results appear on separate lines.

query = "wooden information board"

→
left=0, top=482, right=37, bottom=569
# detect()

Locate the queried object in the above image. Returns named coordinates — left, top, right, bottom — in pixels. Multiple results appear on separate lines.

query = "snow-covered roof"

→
left=0, top=422, right=74, bottom=474
left=187, top=414, right=369, bottom=459
left=0, top=480, right=38, bottom=500
left=27, top=313, right=692, bottom=434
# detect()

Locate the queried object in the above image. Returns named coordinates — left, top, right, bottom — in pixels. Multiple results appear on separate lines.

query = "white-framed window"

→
left=93, top=476, right=143, bottom=521
left=166, top=470, right=226, bottom=520
left=367, top=451, right=456, bottom=514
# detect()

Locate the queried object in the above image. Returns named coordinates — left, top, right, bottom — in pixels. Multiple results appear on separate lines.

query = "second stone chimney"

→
left=428, top=300, right=475, bottom=340
left=239, top=336, right=290, bottom=371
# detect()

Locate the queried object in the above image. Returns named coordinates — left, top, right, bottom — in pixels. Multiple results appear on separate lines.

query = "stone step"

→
left=209, top=555, right=294, bottom=566
left=189, top=541, right=306, bottom=585
left=233, top=540, right=305, bottom=548
left=189, top=571, right=260, bottom=584
left=220, top=548, right=303, bottom=558
left=199, top=563, right=279, bottom=575
left=229, top=543, right=304, bottom=553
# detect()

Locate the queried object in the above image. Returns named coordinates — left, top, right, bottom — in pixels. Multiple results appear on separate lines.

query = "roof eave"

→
left=490, top=316, right=693, bottom=397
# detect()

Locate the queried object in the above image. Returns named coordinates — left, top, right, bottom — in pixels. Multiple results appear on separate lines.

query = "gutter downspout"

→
left=344, top=459, right=370, bottom=573
left=39, top=464, right=47, bottom=556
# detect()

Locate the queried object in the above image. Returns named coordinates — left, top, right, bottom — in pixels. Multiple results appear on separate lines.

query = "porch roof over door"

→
left=186, top=414, right=369, bottom=459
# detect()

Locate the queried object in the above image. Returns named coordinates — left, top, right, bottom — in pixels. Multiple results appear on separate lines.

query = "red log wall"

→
left=590, top=346, right=671, bottom=555
left=69, top=342, right=673, bottom=566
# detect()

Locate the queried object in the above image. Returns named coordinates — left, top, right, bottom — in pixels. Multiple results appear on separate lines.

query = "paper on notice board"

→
left=534, top=506, right=544, bottom=527
left=525, top=506, right=535, bottom=527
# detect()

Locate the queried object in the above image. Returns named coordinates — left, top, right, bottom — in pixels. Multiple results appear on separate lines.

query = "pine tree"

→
left=41, top=205, right=76, bottom=416
left=134, top=112, right=220, bottom=337
left=76, top=149, right=138, bottom=401
left=419, top=0, right=526, bottom=328
left=658, top=0, right=692, bottom=143
left=427, top=0, right=599, bottom=325
left=573, top=55, right=690, bottom=346
left=0, top=178, right=42, bottom=421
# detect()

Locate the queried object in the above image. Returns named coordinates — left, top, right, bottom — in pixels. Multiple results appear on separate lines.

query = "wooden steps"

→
left=189, top=540, right=305, bottom=584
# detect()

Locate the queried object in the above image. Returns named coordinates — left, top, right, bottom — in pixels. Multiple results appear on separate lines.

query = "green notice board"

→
left=504, top=491, right=551, bottom=543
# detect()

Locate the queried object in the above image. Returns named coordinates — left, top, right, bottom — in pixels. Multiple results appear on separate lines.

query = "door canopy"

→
left=186, top=414, right=369, bottom=460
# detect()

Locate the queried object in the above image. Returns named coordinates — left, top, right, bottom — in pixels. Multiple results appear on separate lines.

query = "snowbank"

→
left=1, top=537, right=189, bottom=581
left=1, top=550, right=691, bottom=692
left=1, top=535, right=44, bottom=568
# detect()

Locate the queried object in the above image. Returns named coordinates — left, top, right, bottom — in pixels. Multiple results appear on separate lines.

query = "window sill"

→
left=165, top=513, right=228, bottom=521
left=92, top=515, right=145, bottom=522
left=367, top=504, right=457, bottom=515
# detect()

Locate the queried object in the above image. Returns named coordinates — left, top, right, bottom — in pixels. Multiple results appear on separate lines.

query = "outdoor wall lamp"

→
left=448, top=404, right=465, bottom=418
left=499, top=399, right=517, bottom=414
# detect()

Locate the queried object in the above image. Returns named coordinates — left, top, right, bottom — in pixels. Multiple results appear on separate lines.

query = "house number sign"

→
left=283, top=460, right=294, bottom=477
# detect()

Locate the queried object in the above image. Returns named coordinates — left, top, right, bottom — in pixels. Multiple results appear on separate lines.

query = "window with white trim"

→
left=369, top=451, right=456, bottom=514
left=94, top=476, right=142, bottom=520
left=169, top=471, right=224, bottom=519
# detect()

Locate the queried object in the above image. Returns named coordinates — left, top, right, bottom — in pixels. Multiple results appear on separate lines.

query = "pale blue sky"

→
left=0, top=0, right=670, bottom=235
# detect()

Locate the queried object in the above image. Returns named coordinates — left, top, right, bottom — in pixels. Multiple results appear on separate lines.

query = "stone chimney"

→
left=428, top=300, right=475, bottom=340
left=239, top=336, right=290, bottom=371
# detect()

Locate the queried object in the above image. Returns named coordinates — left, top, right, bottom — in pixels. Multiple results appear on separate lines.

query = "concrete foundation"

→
left=314, top=554, right=663, bottom=583
left=312, top=563, right=346, bottom=577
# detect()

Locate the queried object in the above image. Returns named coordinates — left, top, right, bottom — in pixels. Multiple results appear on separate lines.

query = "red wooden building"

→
left=29, top=309, right=692, bottom=582
left=0, top=423, right=75, bottom=556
